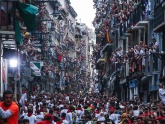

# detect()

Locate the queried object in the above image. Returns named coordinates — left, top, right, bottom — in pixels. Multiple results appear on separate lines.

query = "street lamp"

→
left=9, top=58, right=18, bottom=68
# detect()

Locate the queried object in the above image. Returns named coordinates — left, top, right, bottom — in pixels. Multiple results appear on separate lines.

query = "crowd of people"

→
left=1, top=88, right=165, bottom=124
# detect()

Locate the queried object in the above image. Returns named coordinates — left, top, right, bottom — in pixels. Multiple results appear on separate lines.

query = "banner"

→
left=30, top=61, right=43, bottom=76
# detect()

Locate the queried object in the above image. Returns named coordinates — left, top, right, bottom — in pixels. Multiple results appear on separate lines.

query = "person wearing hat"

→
left=151, top=37, right=159, bottom=70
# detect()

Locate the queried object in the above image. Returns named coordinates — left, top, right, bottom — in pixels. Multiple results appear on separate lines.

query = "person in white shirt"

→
left=75, top=105, right=83, bottom=123
left=19, top=90, right=27, bottom=107
left=66, top=107, right=74, bottom=124
left=133, top=105, right=140, bottom=117
left=35, top=110, right=44, bottom=123
left=24, top=109, right=36, bottom=124
left=20, top=106, right=28, bottom=120
left=97, top=112, right=105, bottom=121
left=152, top=38, right=159, bottom=70
left=159, top=84, right=165, bottom=105
left=60, top=105, right=68, bottom=116
left=65, top=94, right=69, bottom=102
left=48, top=100, right=54, bottom=108
left=109, top=111, right=117, bottom=124
left=46, top=98, right=50, bottom=104
left=58, top=101, right=64, bottom=109
left=61, top=113, right=69, bottom=124
left=31, top=93, right=36, bottom=101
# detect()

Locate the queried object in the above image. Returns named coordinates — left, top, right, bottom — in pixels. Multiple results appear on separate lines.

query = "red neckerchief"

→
left=27, top=112, right=32, bottom=117
left=40, top=109, right=43, bottom=112
left=143, top=111, right=149, bottom=116
left=95, top=110, right=99, bottom=114
left=62, top=117, right=65, bottom=120
left=67, top=110, right=72, bottom=113
left=76, top=108, right=82, bottom=111
left=56, top=121, right=62, bottom=124
left=128, top=120, right=133, bottom=124
left=110, top=107, right=115, bottom=112
left=45, top=121, right=53, bottom=124
left=155, top=116, right=164, bottom=120
left=150, top=111, right=154, bottom=115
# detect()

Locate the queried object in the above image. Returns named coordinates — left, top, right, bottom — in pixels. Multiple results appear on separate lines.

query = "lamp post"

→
left=9, top=58, right=18, bottom=101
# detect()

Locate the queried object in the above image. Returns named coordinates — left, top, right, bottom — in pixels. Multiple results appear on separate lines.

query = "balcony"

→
left=100, top=43, right=113, bottom=57
left=69, top=5, right=77, bottom=18
left=96, top=58, right=105, bottom=70
left=0, top=1, right=15, bottom=31
left=126, top=4, right=145, bottom=31
left=59, top=8, right=69, bottom=20
left=153, top=1, right=165, bottom=32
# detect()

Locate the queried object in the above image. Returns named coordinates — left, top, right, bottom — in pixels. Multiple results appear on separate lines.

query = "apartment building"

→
left=93, top=0, right=165, bottom=102
left=0, top=0, right=92, bottom=98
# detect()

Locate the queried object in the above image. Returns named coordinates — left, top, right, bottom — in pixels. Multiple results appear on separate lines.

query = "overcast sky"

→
left=70, top=0, right=95, bottom=30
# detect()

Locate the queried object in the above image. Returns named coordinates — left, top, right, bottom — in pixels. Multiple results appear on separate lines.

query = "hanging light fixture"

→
left=51, top=1, right=60, bottom=17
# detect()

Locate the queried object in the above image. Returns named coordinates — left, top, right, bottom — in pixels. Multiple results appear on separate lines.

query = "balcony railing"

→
left=0, top=1, right=15, bottom=31
left=126, top=4, right=145, bottom=29
left=154, top=1, right=165, bottom=29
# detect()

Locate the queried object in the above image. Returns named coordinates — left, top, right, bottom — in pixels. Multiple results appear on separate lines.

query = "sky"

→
left=70, top=0, right=95, bottom=30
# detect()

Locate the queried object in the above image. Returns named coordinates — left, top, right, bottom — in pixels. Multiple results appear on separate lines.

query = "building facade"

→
left=0, top=0, right=93, bottom=99
left=93, top=0, right=165, bottom=102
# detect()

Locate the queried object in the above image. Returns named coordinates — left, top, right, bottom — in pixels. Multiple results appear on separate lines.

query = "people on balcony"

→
left=0, top=2, right=13, bottom=30
left=139, top=41, right=146, bottom=71
left=151, top=38, right=159, bottom=70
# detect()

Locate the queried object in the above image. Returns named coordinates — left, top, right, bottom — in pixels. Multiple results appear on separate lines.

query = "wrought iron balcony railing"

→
left=154, top=1, right=165, bottom=29
left=126, top=4, right=145, bottom=29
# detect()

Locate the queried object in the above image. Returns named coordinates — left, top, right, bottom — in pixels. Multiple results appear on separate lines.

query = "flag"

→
left=106, top=32, right=111, bottom=43
left=16, top=1, right=38, bottom=31
left=15, top=19, right=23, bottom=45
